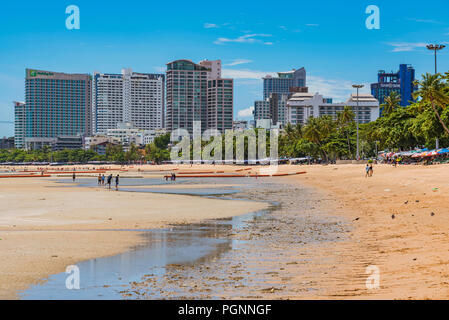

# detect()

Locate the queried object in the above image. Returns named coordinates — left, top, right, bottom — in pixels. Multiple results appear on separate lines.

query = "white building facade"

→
left=14, top=101, right=26, bottom=149
left=286, top=92, right=380, bottom=125
left=92, top=68, right=164, bottom=134
left=105, top=122, right=166, bottom=147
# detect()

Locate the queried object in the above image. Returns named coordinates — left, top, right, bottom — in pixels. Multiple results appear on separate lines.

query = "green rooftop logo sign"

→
left=28, top=70, right=54, bottom=77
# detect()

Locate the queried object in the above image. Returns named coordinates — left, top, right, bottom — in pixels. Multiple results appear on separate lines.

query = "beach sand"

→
left=287, top=163, right=449, bottom=299
left=0, top=176, right=268, bottom=299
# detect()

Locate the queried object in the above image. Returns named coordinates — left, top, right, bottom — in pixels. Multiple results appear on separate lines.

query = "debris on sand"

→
left=261, top=287, right=282, bottom=293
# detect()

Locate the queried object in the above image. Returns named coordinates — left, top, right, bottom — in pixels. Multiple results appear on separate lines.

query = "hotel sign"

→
left=28, top=70, right=55, bottom=78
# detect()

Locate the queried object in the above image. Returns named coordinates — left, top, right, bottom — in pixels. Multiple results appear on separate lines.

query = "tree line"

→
left=1, top=72, right=448, bottom=164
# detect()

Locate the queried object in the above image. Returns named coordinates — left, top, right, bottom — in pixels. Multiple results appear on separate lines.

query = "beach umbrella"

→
left=437, top=148, right=449, bottom=154
left=412, top=152, right=425, bottom=158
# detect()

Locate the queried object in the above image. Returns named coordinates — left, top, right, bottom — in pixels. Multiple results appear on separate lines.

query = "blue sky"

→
left=1, top=0, right=449, bottom=136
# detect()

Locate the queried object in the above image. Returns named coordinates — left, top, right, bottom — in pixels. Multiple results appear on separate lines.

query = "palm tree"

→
left=381, top=91, right=401, bottom=115
left=337, top=106, right=355, bottom=158
left=303, top=116, right=334, bottom=162
left=413, top=73, right=449, bottom=135
left=284, top=122, right=302, bottom=141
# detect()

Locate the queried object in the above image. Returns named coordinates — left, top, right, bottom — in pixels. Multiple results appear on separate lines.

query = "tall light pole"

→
left=426, top=44, right=446, bottom=149
left=426, top=44, right=446, bottom=74
left=352, top=84, right=364, bottom=160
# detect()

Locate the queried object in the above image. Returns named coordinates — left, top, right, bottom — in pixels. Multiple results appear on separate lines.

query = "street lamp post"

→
left=426, top=44, right=446, bottom=74
left=352, top=84, right=364, bottom=161
left=426, top=44, right=446, bottom=149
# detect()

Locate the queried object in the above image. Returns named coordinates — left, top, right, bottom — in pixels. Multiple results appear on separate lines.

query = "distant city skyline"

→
left=1, top=0, right=449, bottom=136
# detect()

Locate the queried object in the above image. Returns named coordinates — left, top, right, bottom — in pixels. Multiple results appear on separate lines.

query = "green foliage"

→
left=380, top=91, right=401, bottom=115
left=0, top=148, right=104, bottom=163
left=145, top=142, right=170, bottom=164
left=278, top=71, right=449, bottom=160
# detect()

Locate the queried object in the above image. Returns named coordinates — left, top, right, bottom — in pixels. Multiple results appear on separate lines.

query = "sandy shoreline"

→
left=0, top=174, right=268, bottom=299
left=2, top=163, right=449, bottom=299
left=288, top=163, right=449, bottom=299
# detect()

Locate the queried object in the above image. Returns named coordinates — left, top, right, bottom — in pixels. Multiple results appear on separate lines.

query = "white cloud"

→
left=222, top=68, right=276, bottom=79
left=204, top=23, right=219, bottom=29
left=153, top=66, right=165, bottom=73
left=224, top=59, right=253, bottom=66
left=238, top=106, right=254, bottom=118
left=279, top=26, right=287, bottom=30
left=264, top=42, right=274, bottom=45
left=407, top=18, right=442, bottom=24
left=214, top=34, right=272, bottom=45
left=308, top=76, right=370, bottom=102
left=224, top=67, right=369, bottom=102
left=305, top=24, right=319, bottom=27
left=387, top=42, right=427, bottom=52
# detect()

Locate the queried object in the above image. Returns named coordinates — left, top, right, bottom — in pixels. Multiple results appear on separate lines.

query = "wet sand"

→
left=2, top=163, right=449, bottom=299
left=0, top=176, right=268, bottom=299
left=118, top=163, right=449, bottom=300
left=121, top=180, right=349, bottom=299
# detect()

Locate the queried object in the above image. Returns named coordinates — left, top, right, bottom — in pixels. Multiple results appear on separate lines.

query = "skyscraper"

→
left=371, top=64, right=416, bottom=111
left=207, top=78, right=234, bottom=132
left=263, top=68, right=306, bottom=100
left=24, top=69, right=92, bottom=149
left=199, top=60, right=222, bottom=80
left=254, top=100, right=271, bottom=121
left=14, top=101, right=25, bottom=149
left=166, top=60, right=209, bottom=133
left=166, top=59, right=233, bottom=134
left=92, top=68, right=165, bottom=134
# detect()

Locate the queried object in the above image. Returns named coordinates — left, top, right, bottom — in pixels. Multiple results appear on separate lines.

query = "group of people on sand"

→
left=365, top=164, right=374, bottom=177
left=97, top=173, right=120, bottom=190
left=165, top=173, right=177, bottom=181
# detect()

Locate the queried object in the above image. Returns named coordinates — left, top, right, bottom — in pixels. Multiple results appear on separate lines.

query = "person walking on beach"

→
left=107, top=174, right=112, bottom=189
left=365, top=164, right=370, bottom=178
left=72, top=172, right=76, bottom=182
left=115, top=174, right=120, bottom=190
left=98, top=174, right=102, bottom=186
left=101, top=174, right=105, bottom=186
left=369, top=164, right=374, bottom=177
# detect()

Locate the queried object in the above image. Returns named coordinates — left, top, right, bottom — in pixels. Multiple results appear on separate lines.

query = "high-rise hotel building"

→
left=207, top=78, right=234, bottom=133
left=23, top=69, right=92, bottom=149
left=166, top=59, right=233, bottom=134
left=371, top=64, right=416, bottom=112
left=92, top=68, right=164, bottom=134
left=13, top=101, right=26, bottom=149
left=166, top=60, right=209, bottom=133
left=263, top=68, right=306, bottom=100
